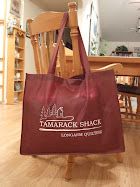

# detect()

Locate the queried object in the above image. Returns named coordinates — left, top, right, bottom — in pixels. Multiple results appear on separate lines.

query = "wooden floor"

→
left=0, top=104, right=140, bottom=187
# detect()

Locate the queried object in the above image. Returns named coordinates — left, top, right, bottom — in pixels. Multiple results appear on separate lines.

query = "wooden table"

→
left=66, top=55, right=140, bottom=76
left=88, top=56, right=140, bottom=76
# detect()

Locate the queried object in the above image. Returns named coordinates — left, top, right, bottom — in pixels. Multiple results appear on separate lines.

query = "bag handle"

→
left=48, top=12, right=91, bottom=75
left=78, top=28, right=91, bottom=75
left=47, top=13, right=90, bottom=124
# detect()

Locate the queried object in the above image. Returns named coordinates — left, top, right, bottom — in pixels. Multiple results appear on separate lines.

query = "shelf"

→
left=14, top=79, right=24, bottom=82
left=112, top=51, right=133, bottom=54
left=112, top=51, right=133, bottom=56
left=15, top=46, right=24, bottom=50
left=14, top=90, right=23, bottom=93
left=15, top=57, right=24, bottom=61
left=15, top=68, right=24, bottom=71
left=13, top=26, right=26, bottom=34
left=0, top=85, right=3, bottom=88
left=0, top=70, right=3, bottom=73
left=7, top=27, right=25, bottom=104
left=0, top=20, right=4, bottom=24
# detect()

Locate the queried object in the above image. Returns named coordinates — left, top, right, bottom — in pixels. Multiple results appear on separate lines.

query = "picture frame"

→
left=88, top=1, right=99, bottom=55
left=10, top=0, right=21, bottom=18
left=134, top=47, right=140, bottom=53
left=26, top=21, right=30, bottom=38
left=88, top=2, right=93, bottom=55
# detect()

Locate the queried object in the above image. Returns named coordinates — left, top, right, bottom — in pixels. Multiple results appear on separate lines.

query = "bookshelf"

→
left=0, top=1, right=7, bottom=103
left=7, top=27, right=25, bottom=104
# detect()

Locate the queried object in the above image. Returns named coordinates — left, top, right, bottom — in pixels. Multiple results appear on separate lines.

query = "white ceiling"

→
left=99, top=0, right=140, bottom=42
left=31, top=0, right=78, bottom=12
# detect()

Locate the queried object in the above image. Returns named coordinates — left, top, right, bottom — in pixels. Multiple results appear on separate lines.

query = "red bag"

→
left=20, top=13, right=125, bottom=155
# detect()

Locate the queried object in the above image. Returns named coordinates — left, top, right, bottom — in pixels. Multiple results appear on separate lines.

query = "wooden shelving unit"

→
left=0, top=1, right=7, bottom=103
left=7, top=27, right=25, bottom=104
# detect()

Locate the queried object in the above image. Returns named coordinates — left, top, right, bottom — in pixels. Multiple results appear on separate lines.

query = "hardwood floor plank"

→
left=0, top=104, right=140, bottom=187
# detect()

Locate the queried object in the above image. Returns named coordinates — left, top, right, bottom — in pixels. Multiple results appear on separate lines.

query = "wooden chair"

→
left=117, top=77, right=140, bottom=122
left=27, top=2, right=123, bottom=180
left=111, top=50, right=139, bottom=122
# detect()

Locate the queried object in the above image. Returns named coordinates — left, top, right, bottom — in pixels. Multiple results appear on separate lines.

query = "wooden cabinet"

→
left=0, top=2, right=7, bottom=103
left=7, top=27, right=25, bottom=104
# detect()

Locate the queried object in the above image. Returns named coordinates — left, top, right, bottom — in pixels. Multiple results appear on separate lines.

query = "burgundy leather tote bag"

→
left=20, top=13, right=125, bottom=155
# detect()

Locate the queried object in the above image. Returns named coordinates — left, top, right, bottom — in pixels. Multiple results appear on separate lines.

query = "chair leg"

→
left=116, top=153, right=123, bottom=163
left=136, top=96, right=140, bottom=119
left=65, top=155, right=74, bottom=181
left=127, top=96, right=133, bottom=119
left=124, top=96, right=129, bottom=118
left=128, top=96, right=132, bottom=112
left=120, top=94, right=124, bottom=101
left=32, top=155, right=37, bottom=158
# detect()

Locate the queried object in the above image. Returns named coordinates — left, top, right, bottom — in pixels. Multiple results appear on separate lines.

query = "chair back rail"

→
left=27, top=2, right=81, bottom=77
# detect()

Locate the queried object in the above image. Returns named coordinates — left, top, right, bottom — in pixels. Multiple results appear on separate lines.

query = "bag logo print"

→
left=40, top=104, right=74, bottom=121
left=39, top=104, right=102, bottom=136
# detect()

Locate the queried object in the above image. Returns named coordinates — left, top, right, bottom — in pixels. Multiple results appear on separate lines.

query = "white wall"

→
left=23, top=0, right=44, bottom=74
left=78, top=0, right=101, bottom=54
left=100, top=41, right=140, bottom=56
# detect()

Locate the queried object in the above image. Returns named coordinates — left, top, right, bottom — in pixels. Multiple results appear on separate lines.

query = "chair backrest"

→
left=27, top=2, right=82, bottom=78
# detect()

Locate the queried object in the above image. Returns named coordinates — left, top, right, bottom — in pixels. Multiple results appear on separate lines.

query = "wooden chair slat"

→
left=48, top=31, right=55, bottom=59
left=36, top=34, right=44, bottom=73
left=40, top=32, right=49, bottom=73
left=58, top=40, right=67, bottom=78
left=30, top=35, right=41, bottom=73
left=30, top=12, right=68, bottom=35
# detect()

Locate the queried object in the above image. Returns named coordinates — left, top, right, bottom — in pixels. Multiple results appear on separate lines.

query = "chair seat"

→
left=117, top=83, right=140, bottom=95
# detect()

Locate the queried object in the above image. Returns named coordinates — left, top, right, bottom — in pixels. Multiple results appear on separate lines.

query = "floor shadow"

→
left=30, top=154, right=119, bottom=182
